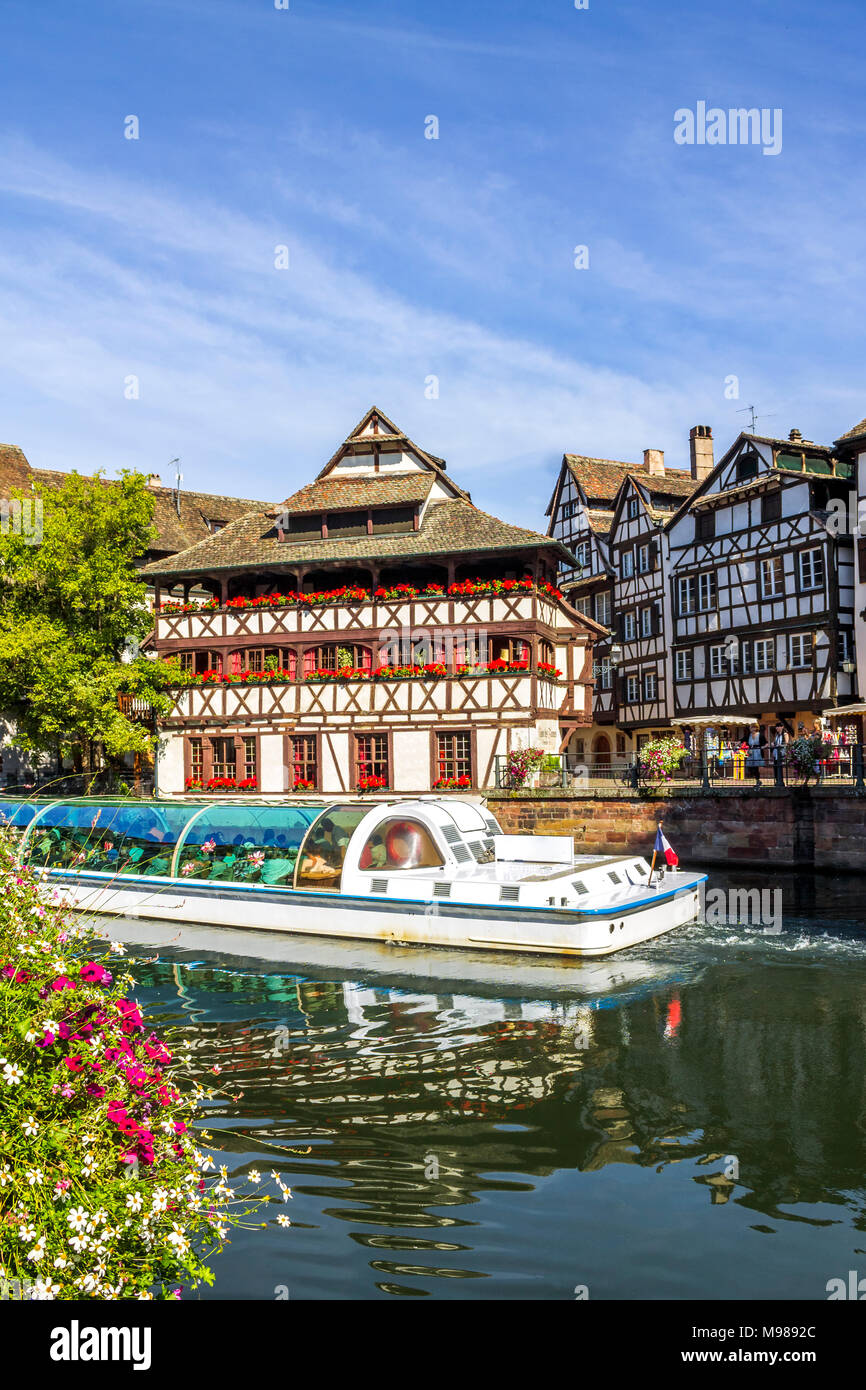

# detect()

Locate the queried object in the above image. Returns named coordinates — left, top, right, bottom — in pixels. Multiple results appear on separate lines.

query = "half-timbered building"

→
left=546, top=439, right=702, bottom=759
left=667, top=428, right=857, bottom=727
left=144, top=408, right=600, bottom=795
left=836, top=415, right=866, bottom=707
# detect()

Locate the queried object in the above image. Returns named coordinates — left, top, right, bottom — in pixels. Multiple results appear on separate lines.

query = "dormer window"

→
left=208, top=519, right=227, bottom=533
left=627, top=497, right=641, bottom=519
left=736, top=451, right=759, bottom=483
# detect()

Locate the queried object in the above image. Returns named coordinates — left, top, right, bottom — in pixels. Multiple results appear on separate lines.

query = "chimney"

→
left=788, top=428, right=803, bottom=443
left=643, top=448, right=665, bottom=477
left=689, top=425, right=714, bottom=481
left=146, top=473, right=162, bottom=487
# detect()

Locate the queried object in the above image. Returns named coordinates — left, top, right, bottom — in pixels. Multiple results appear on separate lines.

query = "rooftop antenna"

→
left=737, top=405, right=777, bottom=435
left=169, top=457, right=182, bottom=517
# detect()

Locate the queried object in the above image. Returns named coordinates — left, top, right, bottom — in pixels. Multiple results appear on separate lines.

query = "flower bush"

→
left=292, top=778, right=316, bottom=792
left=638, top=737, right=687, bottom=787
left=159, top=576, right=564, bottom=615
left=504, top=747, right=545, bottom=788
left=0, top=833, right=280, bottom=1300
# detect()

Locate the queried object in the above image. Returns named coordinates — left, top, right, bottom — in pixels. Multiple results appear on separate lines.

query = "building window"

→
left=754, top=639, right=775, bottom=672
left=595, top=591, right=612, bottom=626
left=623, top=611, right=636, bottom=641
left=625, top=675, right=639, bottom=703
left=575, top=541, right=590, bottom=569
left=741, top=642, right=753, bottom=674
left=696, top=511, right=715, bottom=540
left=561, top=500, right=578, bottom=520
left=242, top=737, right=257, bottom=782
left=436, top=731, right=472, bottom=784
left=643, top=671, right=657, bottom=701
left=627, top=497, right=641, bottom=519
left=615, top=735, right=626, bottom=754
left=188, top=738, right=203, bottom=782
left=761, top=491, right=781, bottom=523
left=289, top=735, right=318, bottom=789
left=709, top=645, right=728, bottom=677
left=736, top=451, right=759, bottom=482
left=305, top=644, right=372, bottom=674
left=211, top=737, right=236, bottom=780
left=355, top=733, right=389, bottom=788
left=678, top=576, right=696, bottom=615
left=641, top=606, right=654, bottom=637
left=621, top=550, right=634, bottom=579
left=799, top=548, right=825, bottom=592
left=698, top=571, right=717, bottom=611
left=638, top=544, right=651, bottom=574
left=788, top=633, right=813, bottom=669
left=838, top=630, right=853, bottom=664
left=675, top=650, right=692, bottom=680
left=593, top=658, right=612, bottom=690
left=760, top=557, right=784, bottom=599
left=573, top=594, right=591, bottom=616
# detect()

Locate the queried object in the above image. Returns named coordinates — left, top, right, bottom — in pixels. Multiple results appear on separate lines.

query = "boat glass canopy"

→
left=295, top=806, right=372, bottom=892
left=358, top=817, right=446, bottom=872
left=174, top=803, right=322, bottom=885
left=20, top=801, right=203, bottom=876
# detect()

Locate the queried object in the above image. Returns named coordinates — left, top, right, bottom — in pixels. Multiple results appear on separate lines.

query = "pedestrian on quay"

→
left=771, top=721, right=790, bottom=786
left=746, top=723, right=766, bottom=786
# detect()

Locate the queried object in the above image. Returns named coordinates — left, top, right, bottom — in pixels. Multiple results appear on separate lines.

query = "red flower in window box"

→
left=184, top=777, right=203, bottom=791
left=432, top=775, right=472, bottom=790
left=237, top=777, right=258, bottom=791
left=357, top=775, right=388, bottom=792
left=537, top=661, right=563, bottom=679
left=293, top=778, right=316, bottom=791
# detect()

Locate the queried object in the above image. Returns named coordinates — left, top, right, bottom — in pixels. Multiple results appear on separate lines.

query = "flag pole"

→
left=647, top=820, right=662, bottom=887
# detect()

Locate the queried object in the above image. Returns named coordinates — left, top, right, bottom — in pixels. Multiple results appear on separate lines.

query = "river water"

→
left=112, top=868, right=866, bottom=1301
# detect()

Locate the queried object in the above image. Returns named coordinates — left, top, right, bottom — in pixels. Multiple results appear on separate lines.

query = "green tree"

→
left=0, top=471, right=181, bottom=776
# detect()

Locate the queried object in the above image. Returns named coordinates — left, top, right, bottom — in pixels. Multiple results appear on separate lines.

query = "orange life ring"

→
left=384, top=820, right=423, bottom=868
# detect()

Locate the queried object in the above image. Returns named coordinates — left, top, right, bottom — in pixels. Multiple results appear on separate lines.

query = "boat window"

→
left=295, top=806, right=371, bottom=892
left=22, top=801, right=198, bottom=876
left=0, top=800, right=41, bottom=843
left=358, top=818, right=446, bottom=872
left=174, top=804, right=321, bottom=885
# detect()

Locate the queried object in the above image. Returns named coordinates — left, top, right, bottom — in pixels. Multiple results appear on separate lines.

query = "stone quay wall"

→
left=484, top=788, right=866, bottom=872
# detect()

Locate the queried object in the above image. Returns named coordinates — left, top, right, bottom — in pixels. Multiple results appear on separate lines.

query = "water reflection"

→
left=121, top=879, right=866, bottom=1300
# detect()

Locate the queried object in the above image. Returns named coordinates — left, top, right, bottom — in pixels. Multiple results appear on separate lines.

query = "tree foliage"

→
left=0, top=472, right=180, bottom=765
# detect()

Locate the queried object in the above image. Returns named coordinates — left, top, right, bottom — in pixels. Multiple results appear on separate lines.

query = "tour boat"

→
left=0, top=797, right=707, bottom=959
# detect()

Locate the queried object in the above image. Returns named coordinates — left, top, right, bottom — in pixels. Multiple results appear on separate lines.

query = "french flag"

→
left=654, top=827, right=679, bottom=868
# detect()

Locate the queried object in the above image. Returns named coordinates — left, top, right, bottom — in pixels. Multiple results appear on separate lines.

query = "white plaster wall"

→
left=392, top=729, right=431, bottom=791
left=156, top=734, right=185, bottom=794
left=258, top=733, right=286, bottom=794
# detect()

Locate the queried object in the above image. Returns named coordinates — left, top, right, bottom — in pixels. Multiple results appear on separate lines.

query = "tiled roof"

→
left=0, top=443, right=32, bottom=495
left=565, top=455, right=698, bottom=503
left=28, top=468, right=272, bottom=555
left=835, top=417, right=866, bottom=445
left=282, top=472, right=434, bottom=514
left=142, top=498, right=571, bottom=577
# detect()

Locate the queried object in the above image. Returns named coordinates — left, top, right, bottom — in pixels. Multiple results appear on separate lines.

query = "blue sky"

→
left=0, top=0, right=863, bottom=526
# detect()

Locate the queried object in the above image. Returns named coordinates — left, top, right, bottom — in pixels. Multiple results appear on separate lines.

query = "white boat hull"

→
left=43, top=869, right=704, bottom=959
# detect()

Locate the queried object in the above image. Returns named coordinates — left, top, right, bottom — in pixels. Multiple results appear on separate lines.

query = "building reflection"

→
left=135, top=950, right=866, bottom=1256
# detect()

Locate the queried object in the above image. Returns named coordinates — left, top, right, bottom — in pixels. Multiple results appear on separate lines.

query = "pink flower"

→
left=50, top=975, right=76, bottom=992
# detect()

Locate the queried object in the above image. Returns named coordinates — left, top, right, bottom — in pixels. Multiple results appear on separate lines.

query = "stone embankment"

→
left=485, top=788, right=866, bottom=871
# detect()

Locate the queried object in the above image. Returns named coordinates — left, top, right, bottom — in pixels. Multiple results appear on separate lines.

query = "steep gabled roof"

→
left=315, top=405, right=469, bottom=499
left=563, top=453, right=697, bottom=505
